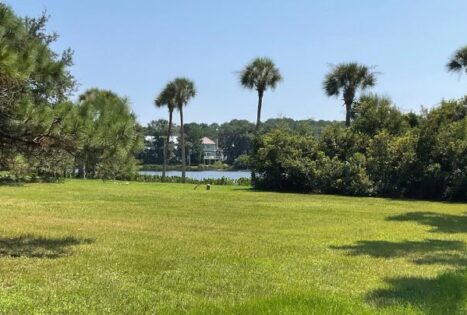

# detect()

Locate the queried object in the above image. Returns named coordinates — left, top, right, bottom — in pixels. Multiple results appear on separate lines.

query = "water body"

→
left=139, top=170, right=250, bottom=180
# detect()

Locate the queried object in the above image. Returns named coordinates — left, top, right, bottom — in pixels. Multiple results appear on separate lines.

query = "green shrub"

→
left=319, top=153, right=373, bottom=196
left=232, top=154, right=250, bottom=170
left=251, top=129, right=322, bottom=192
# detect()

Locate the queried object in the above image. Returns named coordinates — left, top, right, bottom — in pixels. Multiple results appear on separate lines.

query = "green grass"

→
left=0, top=180, right=465, bottom=314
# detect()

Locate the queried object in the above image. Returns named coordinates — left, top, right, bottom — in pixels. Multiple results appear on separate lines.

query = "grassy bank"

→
left=0, top=180, right=465, bottom=314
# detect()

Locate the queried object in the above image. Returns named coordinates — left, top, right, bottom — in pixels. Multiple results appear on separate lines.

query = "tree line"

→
left=138, top=118, right=337, bottom=168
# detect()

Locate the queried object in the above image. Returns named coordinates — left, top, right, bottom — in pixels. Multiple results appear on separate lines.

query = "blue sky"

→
left=6, top=0, right=467, bottom=125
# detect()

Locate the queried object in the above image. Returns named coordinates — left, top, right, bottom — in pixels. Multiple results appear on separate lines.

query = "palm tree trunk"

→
left=255, top=90, right=264, bottom=133
left=345, top=102, right=351, bottom=127
left=180, top=107, right=186, bottom=183
left=163, top=110, right=173, bottom=181
left=252, top=89, right=264, bottom=184
left=82, top=153, right=87, bottom=179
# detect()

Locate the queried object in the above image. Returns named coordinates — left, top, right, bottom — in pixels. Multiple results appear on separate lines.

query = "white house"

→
left=201, top=137, right=223, bottom=164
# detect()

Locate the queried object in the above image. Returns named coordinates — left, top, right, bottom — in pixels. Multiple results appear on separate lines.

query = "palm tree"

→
left=172, top=77, right=196, bottom=183
left=323, top=62, right=377, bottom=127
left=155, top=82, right=176, bottom=180
left=447, top=45, right=467, bottom=75
left=240, top=57, right=282, bottom=132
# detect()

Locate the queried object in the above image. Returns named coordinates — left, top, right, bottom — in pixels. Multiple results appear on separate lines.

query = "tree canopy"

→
left=240, top=57, right=282, bottom=131
left=75, top=89, right=142, bottom=179
left=323, top=62, right=377, bottom=127
left=447, top=45, right=467, bottom=74
left=0, top=5, right=142, bottom=180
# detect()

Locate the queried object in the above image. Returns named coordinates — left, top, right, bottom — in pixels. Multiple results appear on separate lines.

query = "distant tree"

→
left=260, top=118, right=339, bottom=136
left=323, top=62, right=377, bottom=127
left=446, top=45, right=467, bottom=75
left=155, top=82, right=177, bottom=179
left=352, top=94, right=408, bottom=136
left=218, top=119, right=255, bottom=164
left=172, top=78, right=196, bottom=183
left=184, top=123, right=204, bottom=165
left=138, top=119, right=170, bottom=165
left=182, top=122, right=221, bottom=165
left=206, top=123, right=220, bottom=138
left=240, top=57, right=282, bottom=132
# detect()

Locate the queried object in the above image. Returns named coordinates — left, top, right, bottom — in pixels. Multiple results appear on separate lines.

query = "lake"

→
left=139, top=170, right=251, bottom=180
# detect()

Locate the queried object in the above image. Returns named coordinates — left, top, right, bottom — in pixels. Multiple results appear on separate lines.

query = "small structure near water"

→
left=201, top=137, right=224, bottom=164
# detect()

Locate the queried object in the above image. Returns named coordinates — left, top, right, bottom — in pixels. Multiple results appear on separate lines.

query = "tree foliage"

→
left=218, top=119, right=254, bottom=164
left=252, top=95, right=467, bottom=201
left=0, top=4, right=76, bottom=170
left=75, top=89, right=143, bottom=179
left=352, top=94, right=409, bottom=136
left=323, top=63, right=377, bottom=127
left=0, top=6, right=143, bottom=180
left=447, top=45, right=467, bottom=75
left=240, top=57, right=282, bottom=131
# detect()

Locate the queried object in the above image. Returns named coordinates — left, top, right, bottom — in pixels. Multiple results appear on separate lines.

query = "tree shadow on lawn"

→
left=331, top=211, right=467, bottom=312
left=414, top=253, right=467, bottom=267
left=0, top=235, right=94, bottom=258
left=332, top=239, right=467, bottom=313
left=366, top=269, right=467, bottom=315
left=331, top=239, right=465, bottom=261
left=387, top=212, right=467, bottom=234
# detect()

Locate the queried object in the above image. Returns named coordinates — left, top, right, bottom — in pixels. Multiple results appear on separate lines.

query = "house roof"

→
left=201, top=137, right=215, bottom=145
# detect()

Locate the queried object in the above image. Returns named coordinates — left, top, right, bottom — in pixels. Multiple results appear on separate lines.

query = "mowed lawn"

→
left=0, top=181, right=465, bottom=314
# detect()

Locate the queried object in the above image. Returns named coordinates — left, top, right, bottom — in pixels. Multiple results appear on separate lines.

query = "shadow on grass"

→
left=331, top=239, right=465, bottom=259
left=333, top=211, right=467, bottom=312
left=0, top=235, right=94, bottom=258
left=367, top=269, right=467, bottom=315
left=414, top=253, right=467, bottom=267
left=0, top=182, right=26, bottom=187
left=387, top=212, right=467, bottom=233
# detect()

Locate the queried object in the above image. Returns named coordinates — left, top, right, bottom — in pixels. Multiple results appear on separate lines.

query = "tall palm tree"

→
left=172, top=77, right=196, bottom=183
left=155, top=82, right=176, bottom=180
left=240, top=57, right=282, bottom=132
left=323, top=62, right=377, bottom=127
left=447, top=45, right=467, bottom=75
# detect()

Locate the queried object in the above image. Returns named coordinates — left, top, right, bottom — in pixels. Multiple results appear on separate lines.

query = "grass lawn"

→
left=0, top=180, right=465, bottom=314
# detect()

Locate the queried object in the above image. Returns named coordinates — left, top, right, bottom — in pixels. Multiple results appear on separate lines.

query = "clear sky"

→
left=6, top=0, right=467, bottom=125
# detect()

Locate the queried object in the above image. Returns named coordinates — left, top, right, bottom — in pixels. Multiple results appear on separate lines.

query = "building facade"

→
left=201, top=137, right=223, bottom=164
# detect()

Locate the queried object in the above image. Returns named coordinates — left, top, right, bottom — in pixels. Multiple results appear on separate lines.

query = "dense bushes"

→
left=251, top=95, right=467, bottom=201
left=251, top=131, right=318, bottom=192
left=251, top=130, right=372, bottom=195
